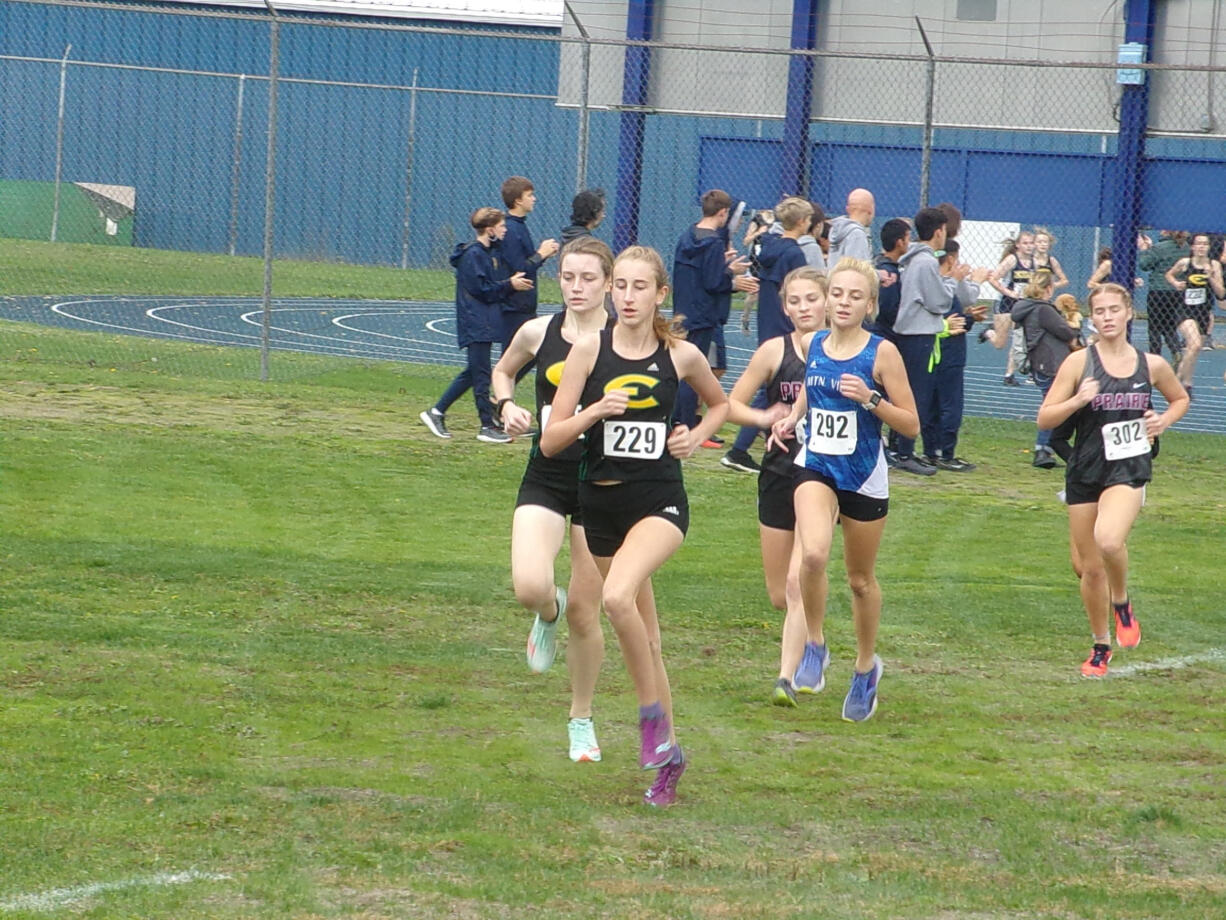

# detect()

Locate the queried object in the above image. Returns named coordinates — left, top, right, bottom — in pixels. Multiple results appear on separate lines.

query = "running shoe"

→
left=419, top=408, right=451, bottom=439
left=893, top=455, right=937, bottom=476
left=1081, top=643, right=1112, bottom=678
left=526, top=586, right=564, bottom=673
left=643, top=747, right=686, bottom=808
left=477, top=426, right=512, bottom=444
left=934, top=456, right=976, bottom=472
left=701, top=435, right=725, bottom=448
left=771, top=677, right=798, bottom=708
left=639, top=711, right=673, bottom=770
left=720, top=449, right=760, bottom=473
left=793, top=641, right=830, bottom=694
left=841, top=655, right=883, bottom=723
left=1114, top=599, right=1141, bottom=649
left=567, top=717, right=601, bottom=763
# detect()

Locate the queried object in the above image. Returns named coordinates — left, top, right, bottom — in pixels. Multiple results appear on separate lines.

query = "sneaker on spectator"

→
left=643, top=747, right=686, bottom=808
left=933, top=456, right=976, bottom=472
left=1032, top=447, right=1057, bottom=469
left=720, top=449, right=760, bottom=473
left=526, top=586, right=563, bottom=673
left=567, top=717, right=601, bottom=763
left=1080, top=643, right=1112, bottom=678
left=793, top=641, right=830, bottom=694
left=1003, top=374, right=1020, bottom=387
left=771, top=677, right=798, bottom=708
left=478, top=426, right=512, bottom=444
left=894, top=455, right=937, bottom=476
left=420, top=408, right=451, bottom=439
left=841, top=655, right=883, bottom=723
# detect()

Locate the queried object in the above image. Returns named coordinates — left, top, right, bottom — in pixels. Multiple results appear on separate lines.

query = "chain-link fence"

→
left=1, top=0, right=1225, bottom=434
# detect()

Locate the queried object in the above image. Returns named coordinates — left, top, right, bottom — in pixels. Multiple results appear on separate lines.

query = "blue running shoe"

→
left=793, top=641, right=830, bottom=694
left=841, top=655, right=883, bottom=723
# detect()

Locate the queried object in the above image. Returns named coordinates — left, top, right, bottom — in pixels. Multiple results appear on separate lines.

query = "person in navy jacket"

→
left=672, top=188, right=757, bottom=428
left=500, top=176, right=560, bottom=369
left=420, top=207, right=532, bottom=443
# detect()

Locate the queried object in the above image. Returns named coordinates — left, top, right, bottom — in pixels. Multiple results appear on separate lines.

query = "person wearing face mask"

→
left=420, top=207, right=532, bottom=443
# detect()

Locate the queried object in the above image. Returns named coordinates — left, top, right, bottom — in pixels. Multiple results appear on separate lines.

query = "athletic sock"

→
left=638, top=701, right=663, bottom=721
left=1093, top=634, right=1110, bottom=645
left=1112, top=598, right=1130, bottom=613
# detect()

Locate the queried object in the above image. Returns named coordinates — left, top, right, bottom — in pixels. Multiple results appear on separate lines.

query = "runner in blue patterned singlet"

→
left=726, top=267, right=828, bottom=707
left=1037, top=283, right=1187, bottom=678
left=770, top=258, right=919, bottom=724
left=541, top=246, right=728, bottom=808
left=492, top=237, right=625, bottom=764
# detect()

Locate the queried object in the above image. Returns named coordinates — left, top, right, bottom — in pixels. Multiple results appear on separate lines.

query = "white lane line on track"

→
left=0, top=870, right=232, bottom=913
left=1108, top=648, right=1226, bottom=678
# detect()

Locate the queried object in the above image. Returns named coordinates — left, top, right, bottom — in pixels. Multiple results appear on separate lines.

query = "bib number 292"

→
left=806, top=409, right=857, bottom=456
left=604, top=420, right=666, bottom=460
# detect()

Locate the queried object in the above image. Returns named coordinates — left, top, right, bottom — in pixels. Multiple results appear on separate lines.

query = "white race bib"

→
left=806, top=409, right=857, bottom=456
left=541, top=403, right=584, bottom=436
left=604, top=420, right=667, bottom=460
left=1101, top=418, right=1151, bottom=461
left=1184, top=286, right=1207, bottom=306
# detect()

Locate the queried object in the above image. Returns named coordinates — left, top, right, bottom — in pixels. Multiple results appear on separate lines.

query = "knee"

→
left=602, top=585, right=637, bottom=624
left=846, top=570, right=877, bottom=599
left=513, top=575, right=555, bottom=614
left=1096, top=533, right=1127, bottom=559
left=799, top=547, right=830, bottom=578
left=767, top=584, right=787, bottom=612
left=1080, top=560, right=1107, bottom=585
left=564, top=598, right=601, bottom=639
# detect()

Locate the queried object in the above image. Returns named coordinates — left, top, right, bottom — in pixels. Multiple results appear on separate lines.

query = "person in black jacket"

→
left=420, top=207, right=532, bottom=443
left=1011, top=269, right=1077, bottom=468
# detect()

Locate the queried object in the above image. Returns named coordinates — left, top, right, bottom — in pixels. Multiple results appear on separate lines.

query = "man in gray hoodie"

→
left=891, top=207, right=987, bottom=474
left=827, top=188, right=875, bottom=265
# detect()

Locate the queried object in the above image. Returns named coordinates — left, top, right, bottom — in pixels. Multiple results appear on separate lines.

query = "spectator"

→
left=672, top=188, right=757, bottom=430
left=499, top=176, right=560, bottom=378
left=1137, top=230, right=1189, bottom=366
left=928, top=239, right=987, bottom=471
left=797, top=202, right=828, bottom=271
left=827, top=188, right=875, bottom=264
left=869, top=217, right=911, bottom=464
left=561, top=188, right=606, bottom=244
left=1012, top=270, right=1077, bottom=468
left=420, top=207, right=532, bottom=444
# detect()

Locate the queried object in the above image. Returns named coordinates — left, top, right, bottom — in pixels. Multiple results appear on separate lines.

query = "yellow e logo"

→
left=545, top=361, right=566, bottom=387
left=605, top=373, right=660, bottom=409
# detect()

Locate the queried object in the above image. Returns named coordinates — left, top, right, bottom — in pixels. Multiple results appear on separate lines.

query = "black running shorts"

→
left=516, top=456, right=583, bottom=524
left=793, top=467, right=889, bottom=522
left=1064, top=479, right=1147, bottom=506
left=578, top=479, right=689, bottom=557
left=757, top=468, right=796, bottom=530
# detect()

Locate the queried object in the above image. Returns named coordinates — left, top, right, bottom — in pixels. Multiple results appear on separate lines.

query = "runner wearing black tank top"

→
left=726, top=267, right=827, bottom=706
left=541, top=245, right=728, bottom=808
left=1036, top=284, right=1187, bottom=678
left=984, top=232, right=1036, bottom=384
left=1164, top=233, right=1225, bottom=399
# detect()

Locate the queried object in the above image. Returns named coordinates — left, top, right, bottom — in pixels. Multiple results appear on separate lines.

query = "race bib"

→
left=1184, top=286, right=1207, bottom=306
left=541, top=403, right=583, bottom=436
left=806, top=409, right=857, bottom=456
left=604, top=420, right=666, bottom=460
left=1102, top=418, right=1151, bottom=461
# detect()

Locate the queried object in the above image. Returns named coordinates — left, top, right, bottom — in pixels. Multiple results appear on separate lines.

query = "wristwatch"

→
left=862, top=390, right=882, bottom=410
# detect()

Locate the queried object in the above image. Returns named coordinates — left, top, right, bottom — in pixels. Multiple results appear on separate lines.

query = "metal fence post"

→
left=49, top=44, right=72, bottom=243
left=916, top=18, right=935, bottom=210
left=261, top=2, right=280, bottom=382
left=565, top=1, right=592, bottom=193
left=229, top=73, right=246, bottom=257
left=400, top=67, right=418, bottom=271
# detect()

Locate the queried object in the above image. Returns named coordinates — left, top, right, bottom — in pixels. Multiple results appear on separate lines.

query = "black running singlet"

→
left=1181, top=258, right=1214, bottom=309
left=1002, top=254, right=1034, bottom=310
left=531, top=311, right=585, bottom=463
left=578, top=329, right=681, bottom=483
left=1066, top=344, right=1153, bottom=488
left=761, top=334, right=807, bottom=478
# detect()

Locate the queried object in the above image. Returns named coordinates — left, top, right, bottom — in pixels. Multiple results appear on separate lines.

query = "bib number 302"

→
left=1102, top=418, right=1151, bottom=461
left=806, top=409, right=857, bottom=456
left=604, top=420, right=667, bottom=460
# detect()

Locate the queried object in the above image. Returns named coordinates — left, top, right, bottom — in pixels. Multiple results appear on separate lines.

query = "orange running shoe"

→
left=1114, top=600, right=1141, bottom=648
left=1081, top=643, right=1113, bottom=678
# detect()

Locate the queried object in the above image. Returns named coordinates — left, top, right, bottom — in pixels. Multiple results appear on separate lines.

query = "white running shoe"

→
left=567, top=717, right=601, bottom=762
left=526, top=586, right=564, bottom=673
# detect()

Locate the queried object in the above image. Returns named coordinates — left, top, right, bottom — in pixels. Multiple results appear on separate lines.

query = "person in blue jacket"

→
left=722, top=196, right=812, bottom=473
left=499, top=176, right=560, bottom=377
left=672, top=188, right=757, bottom=429
left=420, top=207, right=532, bottom=443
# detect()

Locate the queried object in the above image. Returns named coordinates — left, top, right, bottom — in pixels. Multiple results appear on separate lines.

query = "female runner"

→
left=726, top=267, right=828, bottom=706
left=1036, top=283, right=1188, bottom=677
left=491, top=237, right=623, bottom=762
left=541, top=246, right=728, bottom=807
left=770, top=258, right=919, bottom=722
left=1164, top=232, right=1225, bottom=398
left=983, top=231, right=1036, bottom=385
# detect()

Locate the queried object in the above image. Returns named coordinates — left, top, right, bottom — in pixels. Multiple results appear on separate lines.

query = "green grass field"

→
left=2, top=315, right=1224, bottom=918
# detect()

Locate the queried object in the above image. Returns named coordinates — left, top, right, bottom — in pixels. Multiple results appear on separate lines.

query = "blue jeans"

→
left=732, top=388, right=767, bottom=453
left=1033, top=370, right=1054, bottom=448
left=435, top=342, right=494, bottom=427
